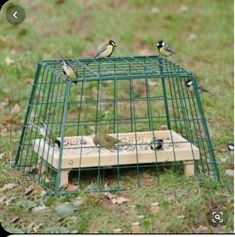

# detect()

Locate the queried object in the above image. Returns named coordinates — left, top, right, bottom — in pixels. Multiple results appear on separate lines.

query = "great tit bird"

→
left=227, top=143, right=234, bottom=152
left=185, top=79, right=215, bottom=96
left=61, top=59, right=78, bottom=83
left=150, top=138, right=164, bottom=150
left=33, top=123, right=60, bottom=148
left=58, top=54, right=78, bottom=83
left=93, top=133, right=120, bottom=149
left=94, top=40, right=116, bottom=58
left=156, top=40, right=176, bottom=57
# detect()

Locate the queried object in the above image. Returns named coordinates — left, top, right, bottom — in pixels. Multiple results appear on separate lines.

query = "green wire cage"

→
left=14, top=56, right=220, bottom=194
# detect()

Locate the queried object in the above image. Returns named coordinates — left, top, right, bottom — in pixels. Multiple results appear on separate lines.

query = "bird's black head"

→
left=156, top=40, right=165, bottom=49
left=109, top=40, right=116, bottom=47
left=185, top=79, right=193, bottom=87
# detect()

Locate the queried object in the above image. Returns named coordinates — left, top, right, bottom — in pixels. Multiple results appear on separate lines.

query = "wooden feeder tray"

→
left=33, top=130, right=200, bottom=186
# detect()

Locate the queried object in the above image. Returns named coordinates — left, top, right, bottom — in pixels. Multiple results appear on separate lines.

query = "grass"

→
left=0, top=0, right=234, bottom=234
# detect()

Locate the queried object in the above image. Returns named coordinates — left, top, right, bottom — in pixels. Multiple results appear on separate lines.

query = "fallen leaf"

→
left=5, top=197, right=15, bottom=206
left=179, top=5, right=189, bottom=13
left=73, top=197, right=84, bottom=207
left=11, top=103, right=21, bottom=114
left=34, top=185, right=44, bottom=193
left=150, top=202, right=160, bottom=214
left=225, top=169, right=234, bottom=176
left=193, top=225, right=209, bottom=233
left=103, top=192, right=117, bottom=204
left=86, top=194, right=100, bottom=204
left=33, top=224, right=43, bottom=233
left=0, top=153, right=5, bottom=160
left=63, top=183, right=79, bottom=192
left=137, top=215, right=145, bottom=220
left=31, top=205, right=47, bottom=212
left=131, top=222, right=143, bottom=233
left=5, top=56, right=15, bottom=66
left=0, top=196, right=6, bottom=204
left=4, top=118, right=21, bottom=125
left=150, top=7, right=160, bottom=14
left=103, top=192, right=128, bottom=205
left=0, top=99, right=9, bottom=109
left=1, top=183, right=17, bottom=191
left=188, top=33, right=198, bottom=41
left=116, top=196, right=129, bottom=204
left=11, top=216, right=20, bottom=224
left=24, top=184, right=35, bottom=195
left=113, top=228, right=122, bottom=233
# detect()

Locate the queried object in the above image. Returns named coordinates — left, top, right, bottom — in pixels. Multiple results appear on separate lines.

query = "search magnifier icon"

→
left=214, top=214, right=221, bottom=221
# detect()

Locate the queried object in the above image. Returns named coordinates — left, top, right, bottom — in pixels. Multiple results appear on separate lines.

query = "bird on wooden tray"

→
left=156, top=40, right=176, bottom=57
left=32, top=122, right=61, bottom=148
left=150, top=138, right=164, bottom=150
left=93, top=133, right=120, bottom=150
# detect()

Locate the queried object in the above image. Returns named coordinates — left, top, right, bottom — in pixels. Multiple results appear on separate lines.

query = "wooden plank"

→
left=32, top=130, right=200, bottom=170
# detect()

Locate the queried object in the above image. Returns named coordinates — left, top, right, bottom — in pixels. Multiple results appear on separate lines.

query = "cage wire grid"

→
left=14, top=55, right=220, bottom=194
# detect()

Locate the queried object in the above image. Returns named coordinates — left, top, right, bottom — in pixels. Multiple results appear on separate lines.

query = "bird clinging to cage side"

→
left=32, top=123, right=61, bottom=148
left=185, top=79, right=215, bottom=96
left=94, top=40, right=116, bottom=58
left=93, top=133, right=120, bottom=149
left=156, top=40, right=176, bottom=57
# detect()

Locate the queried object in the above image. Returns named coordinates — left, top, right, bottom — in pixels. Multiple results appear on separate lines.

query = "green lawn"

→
left=0, top=0, right=233, bottom=233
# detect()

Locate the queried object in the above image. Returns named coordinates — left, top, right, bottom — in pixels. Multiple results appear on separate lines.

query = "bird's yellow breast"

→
left=65, top=66, right=77, bottom=80
left=99, top=45, right=114, bottom=57
left=159, top=47, right=172, bottom=56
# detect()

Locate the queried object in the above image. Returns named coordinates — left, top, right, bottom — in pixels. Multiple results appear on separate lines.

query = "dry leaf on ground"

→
left=11, top=216, right=20, bottom=224
left=150, top=202, right=160, bottom=214
left=131, top=222, right=143, bottom=233
left=1, top=183, right=17, bottom=191
left=73, top=197, right=84, bottom=207
left=31, top=205, right=47, bottom=212
left=0, top=196, right=6, bottom=204
left=24, top=184, right=35, bottom=195
left=5, top=56, right=15, bottom=66
left=103, top=192, right=128, bottom=205
left=0, top=153, right=5, bottom=160
left=11, top=103, right=21, bottom=114
left=225, top=169, right=234, bottom=176
left=193, top=225, right=209, bottom=233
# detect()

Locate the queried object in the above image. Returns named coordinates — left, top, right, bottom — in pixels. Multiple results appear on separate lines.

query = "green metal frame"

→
left=14, top=55, right=220, bottom=194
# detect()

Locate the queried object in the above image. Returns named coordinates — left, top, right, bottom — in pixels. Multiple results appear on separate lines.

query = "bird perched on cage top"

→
left=185, top=79, right=215, bottom=96
left=93, top=133, right=120, bottom=149
left=59, top=55, right=78, bottom=83
left=32, top=123, right=61, bottom=148
left=156, top=40, right=176, bottom=57
left=94, top=40, right=116, bottom=58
